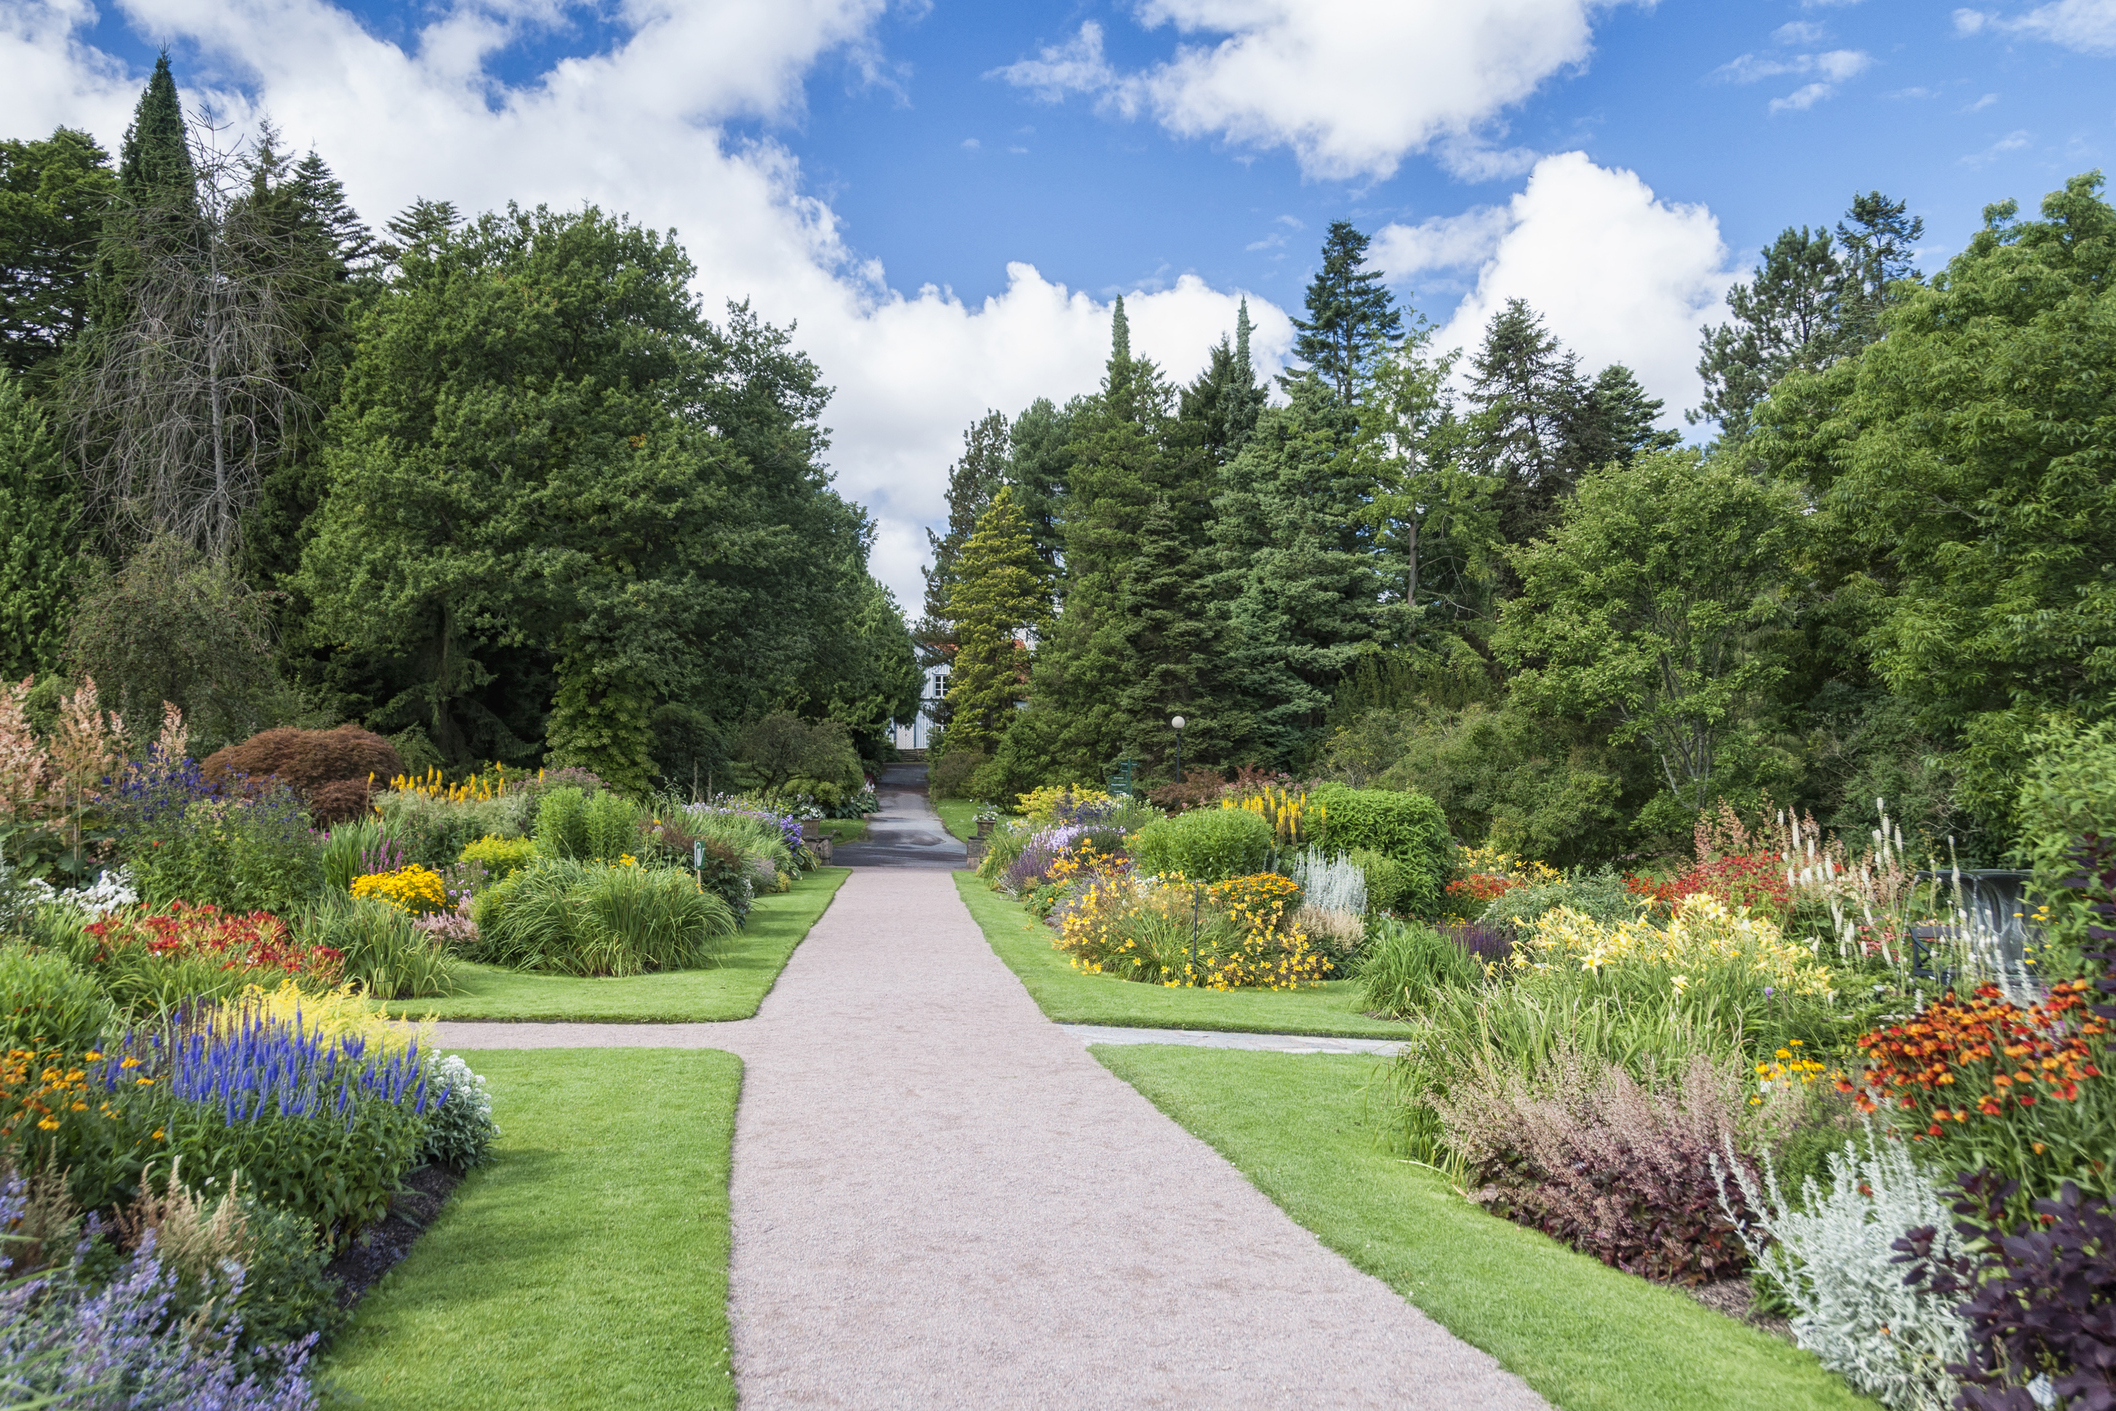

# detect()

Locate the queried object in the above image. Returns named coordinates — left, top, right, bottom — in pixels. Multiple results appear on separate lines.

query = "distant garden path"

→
left=437, top=782, right=1539, bottom=1409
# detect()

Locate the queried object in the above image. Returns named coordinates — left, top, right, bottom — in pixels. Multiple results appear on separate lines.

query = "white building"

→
left=892, top=663, right=948, bottom=751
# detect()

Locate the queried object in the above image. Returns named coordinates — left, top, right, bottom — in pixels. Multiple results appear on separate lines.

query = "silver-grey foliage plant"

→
left=1713, top=1128, right=1969, bottom=1411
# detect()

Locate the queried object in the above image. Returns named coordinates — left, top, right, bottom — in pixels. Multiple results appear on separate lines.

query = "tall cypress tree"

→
left=945, top=487, right=1041, bottom=757
left=0, top=367, right=79, bottom=679
left=1291, top=222, right=1401, bottom=403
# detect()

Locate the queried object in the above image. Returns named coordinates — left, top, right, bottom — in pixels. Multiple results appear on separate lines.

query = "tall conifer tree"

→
left=1291, top=222, right=1401, bottom=403
left=945, top=487, right=1041, bottom=757
left=915, top=409, right=1009, bottom=677
left=0, top=367, right=79, bottom=679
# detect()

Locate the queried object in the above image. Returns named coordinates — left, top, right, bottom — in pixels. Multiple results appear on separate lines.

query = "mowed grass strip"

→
left=322, top=1048, right=741, bottom=1411
left=1094, top=1046, right=1878, bottom=1411
left=933, top=797, right=978, bottom=842
left=954, top=871, right=1419, bottom=1039
left=386, top=867, right=849, bottom=1022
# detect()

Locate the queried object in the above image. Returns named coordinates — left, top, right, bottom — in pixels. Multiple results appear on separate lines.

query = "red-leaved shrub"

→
left=202, top=725, right=400, bottom=820
left=1434, top=1046, right=1756, bottom=1285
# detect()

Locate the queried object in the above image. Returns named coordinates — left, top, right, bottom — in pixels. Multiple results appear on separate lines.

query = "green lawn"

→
left=385, top=868, right=848, bottom=1022
left=954, top=871, right=1419, bottom=1038
left=933, top=797, right=978, bottom=841
left=1096, top=1046, right=1875, bottom=1411
left=812, top=817, right=866, bottom=845
left=322, top=1048, right=741, bottom=1410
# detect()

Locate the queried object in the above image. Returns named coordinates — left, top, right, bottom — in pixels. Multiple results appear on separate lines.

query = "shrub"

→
left=459, top=833, right=537, bottom=879
left=419, top=1052, right=500, bottom=1170
left=295, top=893, right=457, bottom=999
left=1477, top=868, right=1641, bottom=936
left=472, top=859, right=736, bottom=976
left=2017, top=725, right=2116, bottom=952
left=1351, top=847, right=1414, bottom=916
left=303, top=776, right=379, bottom=826
left=1312, top=783, right=1453, bottom=917
left=929, top=749, right=987, bottom=800
left=1905, top=1172, right=2116, bottom=1411
left=1437, top=1046, right=1755, bottom=1285
left=533, top=785, right=591, bottom=861
left=1718, top=1131, right=1968, bottom=1411
left=0, top=946, right=113, bottom=1053
left=201, top=725, right=401, bottom=805
left=1146, top=767, right=1229, bottom=814
left=582, top=789, right=645, bottom=861
left=682, top=802, right=801, bottom=871
left=373, top=788, right=528, bottom=869
left=691, top=837, right=757, bottom=923
left=1131, top=807, right=1271, bottom=883
left=1053, top=870, right=1325, bottom=990
left=1356, top=918, right=1485, bottom=1019
left=10, top=1005, right=434, bottom=1238
left=1016, top=784, right=1115, bottom=822
left=124, top=784, right=324, bottom=915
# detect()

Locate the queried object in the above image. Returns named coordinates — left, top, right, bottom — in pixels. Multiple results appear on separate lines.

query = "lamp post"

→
left=1170, top=715, right=1186, bottom=787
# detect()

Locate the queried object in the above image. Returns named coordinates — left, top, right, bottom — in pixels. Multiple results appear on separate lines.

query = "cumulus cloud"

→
left=1955, top=0, right=2116, bottom=53
left=2, top=0, right=1293, bottom=607
left=1379, top=153, right=1736, bottom=428
left=994, top=0, right=1644, bottom=182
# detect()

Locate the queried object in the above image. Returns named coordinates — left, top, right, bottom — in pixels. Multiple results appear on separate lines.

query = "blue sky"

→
left=6, top=0, right=2112, bottom=602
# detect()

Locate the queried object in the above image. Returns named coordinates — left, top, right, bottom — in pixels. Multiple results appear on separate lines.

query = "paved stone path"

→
left=429, top=773, right=1537, bottom=1408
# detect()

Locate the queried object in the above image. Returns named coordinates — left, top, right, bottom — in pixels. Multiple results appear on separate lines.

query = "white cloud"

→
left=1955, top=0, right=2116, bottom=53
left=1371, top=205, right=1515, bottom=277
left=1960, top=128, right=2034, bottom=164
left=1419, top=153, right=1736, bottom=427
left=1714, top=45, right=1871, bottom=112
left=993, top=0, right=1644, bottom=182
left=1773, top=20, right=1827, bottom=43
left=3, top=0, right=1295, bottom=609
left=1965, top=91, right=1999, bottom=110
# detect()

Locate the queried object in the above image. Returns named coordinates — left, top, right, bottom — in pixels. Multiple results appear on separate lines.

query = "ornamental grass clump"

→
left=1356, top=918, right=1487, bottom=1019
left=1715, top=1130, right=1969, bottom=1411
left=472, top=858, right=735, bottom=976
left=294, top=891, right=458, bottom=1000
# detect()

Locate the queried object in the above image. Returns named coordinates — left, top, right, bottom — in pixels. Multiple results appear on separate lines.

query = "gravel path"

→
left=425, top=772, right=1540, bottom=1409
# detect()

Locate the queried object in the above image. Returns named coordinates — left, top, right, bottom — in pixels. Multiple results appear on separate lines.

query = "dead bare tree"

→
left=67, top=114, right=325, bottom=560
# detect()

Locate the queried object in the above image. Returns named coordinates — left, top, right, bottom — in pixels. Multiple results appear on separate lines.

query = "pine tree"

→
left=1835, top=191, right=1924, bottom=352
left=916, top=409, right=1010, bottom=677
left=0, top=367, right=79, bottom=679
left=1690, top=226, right=1842, bottom=436
left=945, top=487, right=1041, bottom=757
left=1292, top=222, right=1402, bottom=403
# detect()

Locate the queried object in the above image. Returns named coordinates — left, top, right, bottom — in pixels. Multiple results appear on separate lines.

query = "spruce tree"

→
left=0, top=367, right=80, bottom=679
left=1292, top=222, right=1402, bottom=403
left=1118, top=498, right=1229, bottom=770
left=1463, top=299, right=1591, bottom=566
left=1005, top=395, right=1077, bottom=587
left=945, top=487, right=1041, bottom=757
left=1574, top=363, right=1680, bottom=469
left=915, top=409, right=1010, bottom=678
left=117, top=53, right=194, bottom=203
